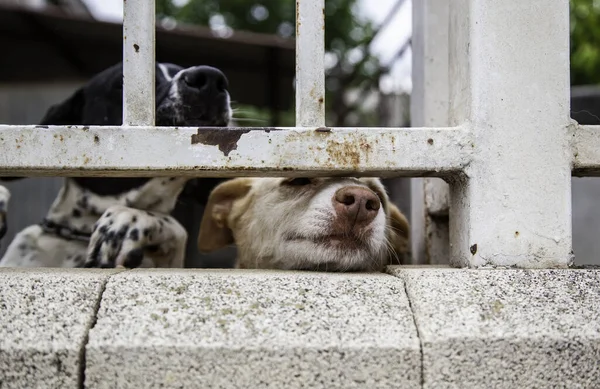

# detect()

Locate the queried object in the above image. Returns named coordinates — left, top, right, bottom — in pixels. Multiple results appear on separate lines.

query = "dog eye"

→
left=283, top=178, right=313, bottom=186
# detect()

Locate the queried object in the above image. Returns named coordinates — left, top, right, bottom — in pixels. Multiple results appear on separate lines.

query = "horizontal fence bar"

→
left=295, top=0, right=325, bottom=127
left=572, top=124, right=600, bottom=176
left=123, top=0, right=156, bottom=126
left=0, top=125, right=471, bottom=177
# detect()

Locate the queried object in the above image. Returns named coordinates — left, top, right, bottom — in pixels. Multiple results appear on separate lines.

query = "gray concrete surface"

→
left=388, top=266, right=600, bottom=389
left=4, top=267, right=600, bottom=388
left=0, top=268, right=120, bottom=389
left=84, top=269, right=421, bottom=389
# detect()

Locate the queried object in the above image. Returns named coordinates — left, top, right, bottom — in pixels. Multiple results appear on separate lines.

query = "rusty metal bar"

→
left=295, top=0, right=325, bottom=127
left=123, top=0, right=155, bottom=126
left=0, top=125, right=471, bottom=177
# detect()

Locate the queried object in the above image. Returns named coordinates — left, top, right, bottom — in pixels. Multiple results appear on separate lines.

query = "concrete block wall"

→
left=2, top=267, right=600, bottom=388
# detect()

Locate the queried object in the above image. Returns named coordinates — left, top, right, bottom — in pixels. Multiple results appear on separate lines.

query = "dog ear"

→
left=386, top=203, right=410, bottom=265
left=197, top=178, right=253, bottom=253
left=39, top=88, right=85, bottom=125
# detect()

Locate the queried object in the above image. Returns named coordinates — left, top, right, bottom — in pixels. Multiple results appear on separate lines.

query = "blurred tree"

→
left=571, top=0, right=600, bottom=85
left=155, top=0, right=382, bottom=126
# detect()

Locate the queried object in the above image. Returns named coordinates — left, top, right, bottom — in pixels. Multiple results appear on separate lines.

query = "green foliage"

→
left=571, top=0, right=600, bottom=85
left=156, top=0, right=381, bottom=125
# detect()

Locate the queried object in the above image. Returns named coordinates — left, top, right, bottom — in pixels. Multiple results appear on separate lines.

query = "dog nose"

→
left=333, top=186, right=381, bottom=226
left=182, top=66, right=228, bottom=94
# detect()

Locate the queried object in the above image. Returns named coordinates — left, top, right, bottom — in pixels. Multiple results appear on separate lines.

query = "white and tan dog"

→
left=198, top=177, right=409, bottom=271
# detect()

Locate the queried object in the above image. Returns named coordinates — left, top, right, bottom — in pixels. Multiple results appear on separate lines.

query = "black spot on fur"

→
left=105, top=212, right=112, bottom=217
left=77, top=196, right=89, bottom=210
left=99, top=225, right=108, bottom=234
left=162, top=217, right=172, bottom=224
left=124, top=248, right=144, bottom=268
left=132, top=216, right=137, bottom=223
left=143, top=228, right=151, bottom=237
left=72, top=209, right=82, bottom=218
left=86, top=241, right=103, bottom=267
left=70, top=255, right=85, bottom=267
left=145, top=211, right=155, bottom=217
left=129, top=228, right=140, bottom=241
left=146, top=244, right=160, bottom=253
left=116, top=225, right=129, bottom=240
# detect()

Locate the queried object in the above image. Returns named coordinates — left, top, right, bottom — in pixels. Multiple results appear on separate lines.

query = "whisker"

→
left=231, top=117, right=269, bottom=124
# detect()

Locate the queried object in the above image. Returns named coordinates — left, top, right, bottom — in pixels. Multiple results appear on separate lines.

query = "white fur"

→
left=158, top=63, right=173, bottom=82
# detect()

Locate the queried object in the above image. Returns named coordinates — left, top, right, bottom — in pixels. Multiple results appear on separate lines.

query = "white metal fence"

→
left=0, top=0, right=595, bottom=268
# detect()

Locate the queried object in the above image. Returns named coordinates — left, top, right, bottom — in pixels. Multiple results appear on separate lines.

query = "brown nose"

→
left=333, top=186, right=381, bottom=226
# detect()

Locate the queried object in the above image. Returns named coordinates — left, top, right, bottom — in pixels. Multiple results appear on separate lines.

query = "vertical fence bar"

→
left=123, top=0, right=156, bottom=126
left=295, top=0, right=325, bottom=127
left=410, top=0, right=451, bottom=265
left=448, top=0, right=572, bottom=268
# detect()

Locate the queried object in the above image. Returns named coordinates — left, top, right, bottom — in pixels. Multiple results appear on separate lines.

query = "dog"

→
left=197, top=177, right=409, bottom=271
left=0, top=62, right=232, bottom=268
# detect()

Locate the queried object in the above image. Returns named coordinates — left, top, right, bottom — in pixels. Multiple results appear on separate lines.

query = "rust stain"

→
left=133, top=43, right=140, bottom=53
left=427, top=138, right=434, bottom=145
left=315, top=127, right=331, bottom=133
left=191, top=129, right=251, bottom=157
left=296, top=1, right=301, bottom=36
left=94, top=135, right=100, bottom=144
left=325, top=136, right=372, bottom=169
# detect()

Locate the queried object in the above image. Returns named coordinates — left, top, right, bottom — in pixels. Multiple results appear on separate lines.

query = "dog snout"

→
left=333, top=186, right=380, bottom=226
left=183, top=66, right=228, bottom=96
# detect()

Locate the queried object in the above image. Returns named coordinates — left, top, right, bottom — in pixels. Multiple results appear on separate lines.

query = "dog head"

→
left=39, top=62, right=231, bottom=127
left=197, top=177, right=410, bottom=271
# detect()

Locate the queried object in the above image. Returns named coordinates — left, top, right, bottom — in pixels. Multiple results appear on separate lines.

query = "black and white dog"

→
left=0, top=62, right=231, bottom=268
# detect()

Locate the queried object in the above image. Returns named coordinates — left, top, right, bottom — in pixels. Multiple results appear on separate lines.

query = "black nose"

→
left=182, top=66, right=228, bottom=94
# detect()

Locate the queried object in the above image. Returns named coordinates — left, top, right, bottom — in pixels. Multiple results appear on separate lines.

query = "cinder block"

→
left=85, top=269, right=421, bottom=389
left=0, top=268, right=119, bottom=389
left=389, top=266, right=600, bottom=389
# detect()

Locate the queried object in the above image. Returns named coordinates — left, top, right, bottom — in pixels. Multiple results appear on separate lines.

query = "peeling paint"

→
left=470, top=244, right=478, bottom=255
left=191, top=129, right=251, bottom=157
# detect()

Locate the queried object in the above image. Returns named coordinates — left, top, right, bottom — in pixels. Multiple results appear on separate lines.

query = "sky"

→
left=81, top=0, right=413, bottom=93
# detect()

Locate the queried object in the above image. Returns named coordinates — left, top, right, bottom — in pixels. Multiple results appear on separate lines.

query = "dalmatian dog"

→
left=0, top=62, right=231, bottom=268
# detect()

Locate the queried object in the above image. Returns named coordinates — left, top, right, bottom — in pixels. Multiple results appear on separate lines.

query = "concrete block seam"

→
left=402, top=277, right=425, bottom=389
left=79, top=272, right=119, bottom=389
